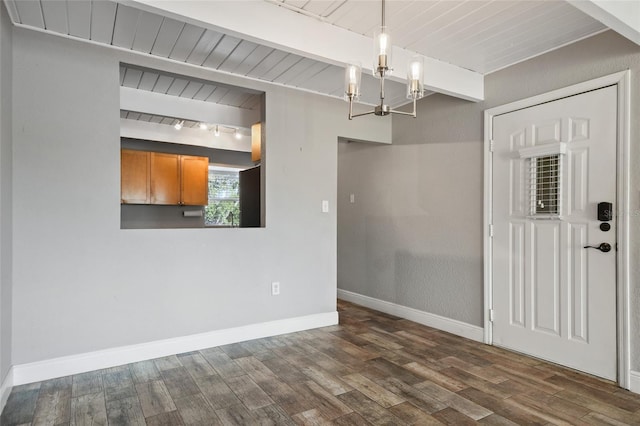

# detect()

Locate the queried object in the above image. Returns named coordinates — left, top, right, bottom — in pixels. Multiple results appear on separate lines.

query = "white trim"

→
left=615, top=71, right=631, bottom=390
left=629, top=371, right=640, bottom=394
left=483, top=103, right=494, bottom=346
left=483, top=71, right=631, bottom=389
left=11, top=312, right=338, bottom=386
left=518, top=142, right=566, bottom=159
left=568, top=1, right=640, bottom=46
left=0, top=367, right=13, bottom=414
left=337, top=289, right=484, bottom=342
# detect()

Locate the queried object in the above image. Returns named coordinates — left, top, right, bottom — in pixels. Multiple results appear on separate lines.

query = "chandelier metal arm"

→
left=349, top=108, right=376, bottom=120
left=347, top=97, right=418, bottom=120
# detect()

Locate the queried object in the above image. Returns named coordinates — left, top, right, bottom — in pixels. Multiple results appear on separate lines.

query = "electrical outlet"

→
left=271, top=282, right=280, bottom=296
left=350, top=193, right=355, bottom=203
left=322, top=200, right=329, bottom=213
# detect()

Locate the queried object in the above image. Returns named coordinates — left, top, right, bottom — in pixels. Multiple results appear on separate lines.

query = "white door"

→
left=491, top=86, right=617, bottom=380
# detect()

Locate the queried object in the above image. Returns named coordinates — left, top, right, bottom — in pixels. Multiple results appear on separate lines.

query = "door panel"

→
left=492, top=86, right=617, bottom=380
left=532, top=222, right=560, bottom=336
left=509, top=221, right=525, bottom=328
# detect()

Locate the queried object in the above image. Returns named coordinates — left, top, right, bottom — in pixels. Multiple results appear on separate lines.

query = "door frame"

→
left=483, top=71, right=631, bottom=388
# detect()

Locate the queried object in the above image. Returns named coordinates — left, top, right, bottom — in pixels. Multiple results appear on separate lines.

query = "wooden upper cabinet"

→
left=121, top=149, right=208, bottom=206
left=150, top=152, right=181, bottom=205
left=121, top=149, right=150, bottom=204
left=180, top=155, right=209, bottom=206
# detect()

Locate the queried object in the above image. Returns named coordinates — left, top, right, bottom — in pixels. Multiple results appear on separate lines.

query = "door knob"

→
left=584, top=243, right=612, bottom=253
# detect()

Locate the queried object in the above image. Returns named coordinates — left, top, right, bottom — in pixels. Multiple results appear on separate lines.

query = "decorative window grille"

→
left=519, top=143, right=565, bottom=219
left=528, top=155, right=561, bottom=217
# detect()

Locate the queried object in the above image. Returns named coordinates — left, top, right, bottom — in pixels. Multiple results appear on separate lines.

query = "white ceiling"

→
left=3, top=0, right=635, bottom=107
left=120, top=64, right=263, bottom=110
left=273, top=0, right=607, bottom=75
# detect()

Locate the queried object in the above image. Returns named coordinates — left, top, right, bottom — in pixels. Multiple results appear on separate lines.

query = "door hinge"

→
left=489, top=309, right=495, bottom=322
left=489, top=139, right=495, bottom=152
left=489, top=224, right=494, bottom=238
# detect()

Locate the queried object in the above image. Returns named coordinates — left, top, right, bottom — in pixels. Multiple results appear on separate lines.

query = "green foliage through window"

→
left=205, top=170, right=240, bottom=226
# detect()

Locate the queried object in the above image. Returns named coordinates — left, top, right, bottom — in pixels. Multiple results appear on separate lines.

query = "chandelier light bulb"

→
left=379, top=32, right=388, bottom=55
left=344, top=63, right=361, bottom=101
left=406, top=55, right=425, bottom=100
left=410, top=62, right=421, bottom=80
left=373, top=27, right=392, bottom=75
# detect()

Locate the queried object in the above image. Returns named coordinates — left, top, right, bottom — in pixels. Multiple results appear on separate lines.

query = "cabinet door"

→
left=181, top=155, right=209, bottom=206
left=121, top=149, right=150, bottom=204
left=150, top=152, right=180, bottom=205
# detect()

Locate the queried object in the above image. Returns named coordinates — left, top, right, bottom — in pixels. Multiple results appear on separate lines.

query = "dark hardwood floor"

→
left=2, top=299, right=640, bottom=425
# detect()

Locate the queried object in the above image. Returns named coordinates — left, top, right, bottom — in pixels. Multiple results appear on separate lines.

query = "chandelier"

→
left=344, top=0, right=425, bottom=120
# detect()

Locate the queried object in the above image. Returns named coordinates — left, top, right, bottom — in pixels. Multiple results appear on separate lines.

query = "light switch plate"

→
left=322, top=200, right=329, bottom=213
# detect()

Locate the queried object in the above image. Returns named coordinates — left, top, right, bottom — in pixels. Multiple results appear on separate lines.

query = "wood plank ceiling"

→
left=119, top=64, right=263, bottom=110
left=3, top=0, right=607, bottom=107
left=272, top=0, right=607, bottom=74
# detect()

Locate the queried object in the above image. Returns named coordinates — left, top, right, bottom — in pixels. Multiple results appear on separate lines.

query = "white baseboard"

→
left=629, top=370, right=640, bottom=394
left=338, top=289, right=484, bottom=342
left=12, top=311, right=338, bottom=386
left=0, top=367, right=13, bottom=414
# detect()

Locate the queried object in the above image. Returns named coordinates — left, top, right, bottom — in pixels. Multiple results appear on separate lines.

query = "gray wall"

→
left=0, top=4, right=13, bottom=383
left=338, top=140, right=483, bottom=324
left=11, top=26, right=390, bottom=365
left=338, top=30, right=640, bottom=366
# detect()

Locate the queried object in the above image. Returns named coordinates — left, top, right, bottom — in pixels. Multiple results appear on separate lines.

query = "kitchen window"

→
left=205, top=167, right=240, bottom=227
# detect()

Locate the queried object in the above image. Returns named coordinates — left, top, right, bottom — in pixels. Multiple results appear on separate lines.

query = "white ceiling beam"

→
left=122, top=0, right=484, bottom=102
left=568, top=0, right=640, bottom=45
left=120, top=87, right=260, bottom=129
left=121, top=119, right=251, bottom=152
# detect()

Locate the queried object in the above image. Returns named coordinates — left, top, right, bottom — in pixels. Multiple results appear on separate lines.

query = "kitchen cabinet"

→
left=121, top=149, right=150, bottom=204
left=121, top=149, right=209, bottom=206
left=180, top=155, right=209, bottom=206
left=150, top=152, right=181, bottom=205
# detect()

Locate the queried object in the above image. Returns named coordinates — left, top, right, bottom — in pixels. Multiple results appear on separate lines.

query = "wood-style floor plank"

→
left=1, top=389, right=40, bottom=425
left=70, top=391, right=108, bottom=426
left=177, top=352, right=217, bottom=379
left=144, top=410, right=185, bottom=426
left=224, top=374, right=274, bottom=410
left=135, top=380, right=176, bottom=418
left=71, top=372, right=103, bottom=398
left=105, top=395, right=146, bottom=426
left=193, top=374, right=241, bottom=410
left=4, top=299, right=640, bottom=426
left=32, top=386, right=71, bottom=426
left=130, top=360, right=163, bottom=385
left=172, top=393, right=221, bottom=425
